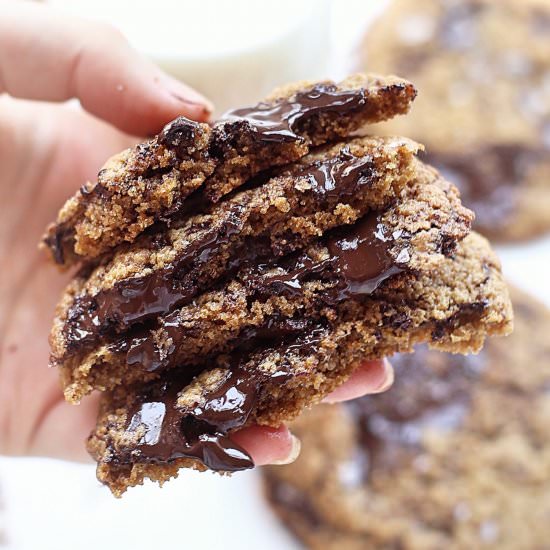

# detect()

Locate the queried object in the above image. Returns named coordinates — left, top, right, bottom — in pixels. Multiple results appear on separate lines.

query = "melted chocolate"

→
left=326, top=212, right=407, bottom=297
left=424, top=145, right=544, bottom=234
left=220, top=84, right=367, bottom=144
left=121, top=367, right=255, bottom=471
left=63, top=147, right=382, bottom=352
left=117, top=327, right=325, bottom=471
left=295, top=145, right=376, bottom=200
left=120, top=212, right=407, bottom=374
left=248, top=211, right=408, bottom=302
left=64, top=206, right=246, bottom=348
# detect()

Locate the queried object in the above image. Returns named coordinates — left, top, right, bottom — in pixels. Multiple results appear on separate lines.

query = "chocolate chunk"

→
left=120, top=367, right=255, bottom=471
left=158, top=117, right=200, bottom=152
left=220, top=84, right=368, bottom=144
left=326, top=213, right=408, bottom=297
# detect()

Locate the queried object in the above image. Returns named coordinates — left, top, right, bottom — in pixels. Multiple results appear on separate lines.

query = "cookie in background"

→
left=361, top=0, right=550, bottom=241
left=264, top=286, right=550, bottom=550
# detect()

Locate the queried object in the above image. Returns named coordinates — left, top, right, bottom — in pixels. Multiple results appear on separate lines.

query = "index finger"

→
left=0, top=0, right=213, bottom=135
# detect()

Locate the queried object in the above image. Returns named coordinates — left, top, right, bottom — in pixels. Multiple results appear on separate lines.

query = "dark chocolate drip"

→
left=64, top=206, right=246, bottom=349
left=120, top=213, right=408, bottom=374
left=219, top=84, right=367, bottom=144
left=246, top=211, right=408, bottom=302
left=346, top=346, right=484, bottom=479
left=121, top=367, right=255, bottom=471
left=63, top=147, right=382, bottom=352
left=424, top=145, right=544, bottom=233
left=326, top=212, right=408, bottom=297
left=117, top=327, right=325, bottom=471
left=295, top=146, right=376, bottom=200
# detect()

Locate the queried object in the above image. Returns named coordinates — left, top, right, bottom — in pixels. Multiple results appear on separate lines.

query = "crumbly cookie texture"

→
left=42, top=74, right=416, bottom=266
left=56, top=159, right=472, bottom=403
left=263, top=286, right=550, bottom=550
left=49, top=136, right=421, bottom=369
left=87, top=232, right=512, bottom=496
left=362, top=0, right=550, bottom=240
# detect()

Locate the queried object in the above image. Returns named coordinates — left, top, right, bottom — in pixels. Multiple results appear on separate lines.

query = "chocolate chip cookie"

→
left=264, top=286, right=550, bottom=550
left=49, top=135, right=420, bottom=378
left=362, top=0, right=550, bottom=240
left=43, top=73, right=513, bottom=496
left=42, top=74, right=416, bottom=266
left=89, top=230, right=511, bottom=496
left=54, top=155, right=473, bottom=403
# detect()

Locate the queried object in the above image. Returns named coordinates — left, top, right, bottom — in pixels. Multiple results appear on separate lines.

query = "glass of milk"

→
left=48, top=0, right=331, bottom=115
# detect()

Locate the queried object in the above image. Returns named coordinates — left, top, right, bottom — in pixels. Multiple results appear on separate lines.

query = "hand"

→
left=0, top=1, right=394, bottom=467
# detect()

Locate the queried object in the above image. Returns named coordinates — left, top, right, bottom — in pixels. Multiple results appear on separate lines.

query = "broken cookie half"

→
left=88, top=230, right=511, bottom=497
left=42, top=74, right=416, bottom=267
left=43, top=73, right=513, bottom=496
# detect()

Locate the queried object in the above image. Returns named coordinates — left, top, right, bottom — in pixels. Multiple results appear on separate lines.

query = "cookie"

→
left=55, top=158, right=473, bottom=403
left=263, top=286, right=550, bottom=550
left=87, top=231, right=511, bottom=496
left=42, top=74, right=416, bottom=266
left=50, top=136, right=421, bottom=377
left=362, top=0, right=550, bottom=240
left=42, top=72, right=512, bottom=496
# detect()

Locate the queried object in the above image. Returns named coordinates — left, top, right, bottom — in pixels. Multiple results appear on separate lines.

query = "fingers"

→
left=231, top=424, right=301, bottom=467
left=217, top=360, right=394, bottom=467
left=25, top=361, right=392, bottom=464
left=0, top=1, right=213, bottom=135
left=323, top=359, right=394, bottom=404
left=25, top=393, right=100, bottom=463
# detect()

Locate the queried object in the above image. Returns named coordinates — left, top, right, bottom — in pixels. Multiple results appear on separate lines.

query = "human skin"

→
left=0, top=0, right=393, bottom=466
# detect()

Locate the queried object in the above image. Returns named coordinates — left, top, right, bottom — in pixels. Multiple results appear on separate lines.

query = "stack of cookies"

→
left=43, top=74, right=512, bottom=496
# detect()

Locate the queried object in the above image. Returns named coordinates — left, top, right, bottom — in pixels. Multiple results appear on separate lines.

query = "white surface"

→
left=496, top=235, right=550, bottom=306
left=2, top=1, right=550, bottom=549
left=0, top=459, right=300, bottom=550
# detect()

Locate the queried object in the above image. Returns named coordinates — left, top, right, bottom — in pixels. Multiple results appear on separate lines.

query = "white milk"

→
left=48, top=0, right=331, bottom=115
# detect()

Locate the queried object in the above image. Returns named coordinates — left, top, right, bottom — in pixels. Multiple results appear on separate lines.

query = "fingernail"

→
left=371, top=359, right=394, bottom=394
left=161, top=74, right=214, bottom=114
left=270, top=434, right=301, bottom=465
